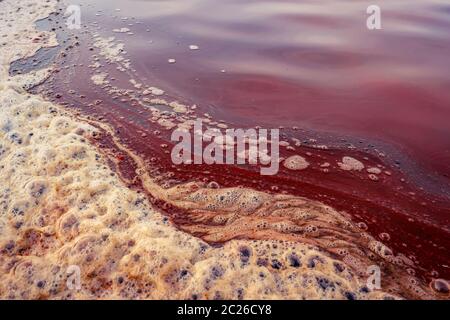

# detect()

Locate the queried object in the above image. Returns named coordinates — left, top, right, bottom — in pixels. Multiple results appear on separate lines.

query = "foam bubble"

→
left=338, top=156, right=364, bottom=171
left=0, top=0, right=439, bottom=300
left=283, top=155, right=309, bottom=170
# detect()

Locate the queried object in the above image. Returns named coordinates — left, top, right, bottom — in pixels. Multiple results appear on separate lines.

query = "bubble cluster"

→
left=283, top=155, right=309, bottom=171
left=0, top=79, right=407, bottom=299
left=338, top=156, right=365, bottom=171
left=0, top=0, right=445, bottom=301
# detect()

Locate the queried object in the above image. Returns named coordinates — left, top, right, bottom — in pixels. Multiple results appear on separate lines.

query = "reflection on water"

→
left=78, top=0, right=450, bottom=181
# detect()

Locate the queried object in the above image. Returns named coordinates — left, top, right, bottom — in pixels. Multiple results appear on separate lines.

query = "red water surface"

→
left=78, top=0, right=450, bottom=183
left=28, top=0, right=450, bottom=290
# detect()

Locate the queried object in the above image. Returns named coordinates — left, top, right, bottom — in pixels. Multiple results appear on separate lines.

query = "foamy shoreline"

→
left=0, top=0, right=442, bottom=300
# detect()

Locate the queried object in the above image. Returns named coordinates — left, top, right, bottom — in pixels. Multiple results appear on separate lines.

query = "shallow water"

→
left=18, top=0, right=450, bottom=295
